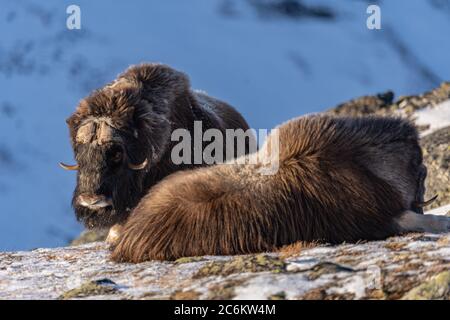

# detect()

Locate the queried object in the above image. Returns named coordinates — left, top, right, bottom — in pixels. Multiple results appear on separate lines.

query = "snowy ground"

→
left=415, top=100, right=450, bottom=136
left=0, top=0, right=449, bottom=250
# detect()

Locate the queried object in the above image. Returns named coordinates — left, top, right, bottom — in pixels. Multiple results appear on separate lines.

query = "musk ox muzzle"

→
left=77, top=193, right=113, bottom=209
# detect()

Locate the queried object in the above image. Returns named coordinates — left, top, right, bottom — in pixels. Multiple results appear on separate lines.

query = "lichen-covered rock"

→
left=59, top=279, right=119, bottom=300
left=194, top=254, right=286, bottom=279
left=421, top=126, right=450, bottom=209
left=70, top=229, right=109, bottom=246
left=401, top=271, right=450, bottom=300
left=393, top=82, right=450, bottom=114
left=327, top=91, right=395, bottom=117
left=328, top=82, right=450, bottom=117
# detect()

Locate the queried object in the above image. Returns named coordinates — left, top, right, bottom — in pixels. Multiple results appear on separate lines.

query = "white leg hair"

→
left=106, top=224, right=123, bottom=245
left=395, top=210, right=450, bottom=234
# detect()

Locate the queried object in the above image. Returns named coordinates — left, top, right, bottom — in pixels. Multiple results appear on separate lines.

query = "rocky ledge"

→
left=1, top=224, right=449, bottom=300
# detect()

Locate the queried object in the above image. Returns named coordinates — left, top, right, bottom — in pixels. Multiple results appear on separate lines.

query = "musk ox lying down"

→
left=110, top=115, right=450, bottom=262
left=61, top=63, right=250, bottom=229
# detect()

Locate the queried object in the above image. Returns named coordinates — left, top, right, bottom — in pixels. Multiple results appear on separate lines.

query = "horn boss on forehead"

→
left=75, top=119, right=119, bottom=145
left=75, top=119, right=95, bottom=144
left=97, top=121, right=115, bottom=145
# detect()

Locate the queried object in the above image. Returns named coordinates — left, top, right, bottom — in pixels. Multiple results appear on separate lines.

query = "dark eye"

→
left=108, top=146, right=123, bottom=165
left=111, top=150, right=123, bottom=163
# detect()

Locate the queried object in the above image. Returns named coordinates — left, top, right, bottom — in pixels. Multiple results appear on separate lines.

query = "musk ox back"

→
left=111, top=115, right=450, bottom=262
left=61, top=63, right=251, bottom=229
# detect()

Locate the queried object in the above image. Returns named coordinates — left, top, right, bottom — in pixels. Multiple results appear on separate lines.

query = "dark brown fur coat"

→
left=111, top=115, right=427, bottom=262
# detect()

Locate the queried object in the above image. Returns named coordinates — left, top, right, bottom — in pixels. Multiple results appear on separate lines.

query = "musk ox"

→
left=110, top=115, right=450, bottom=262
left=61, top=63, right=250, bottom=230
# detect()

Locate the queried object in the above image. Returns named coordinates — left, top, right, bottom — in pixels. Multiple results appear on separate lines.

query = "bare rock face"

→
left=0, top=230, right=449, bottom=300
left=421, top=126, right=450, bottom=209
left=328, top=82, right=450, bottom=117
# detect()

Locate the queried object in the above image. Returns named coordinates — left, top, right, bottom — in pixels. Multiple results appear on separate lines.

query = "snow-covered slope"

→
left=0, top=0, right=449, bottom=250
left=415, top=100, right=450, bottom=136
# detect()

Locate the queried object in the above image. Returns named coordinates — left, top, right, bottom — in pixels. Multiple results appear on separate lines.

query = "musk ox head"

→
left=62, top=63, right=189, bottom=228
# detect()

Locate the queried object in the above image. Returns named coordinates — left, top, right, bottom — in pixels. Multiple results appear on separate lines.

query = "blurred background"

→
left=0, top=0, right=449, bottom=250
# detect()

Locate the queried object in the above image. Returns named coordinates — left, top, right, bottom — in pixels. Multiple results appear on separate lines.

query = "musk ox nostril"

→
left=78, top=193, right=112, bottom=209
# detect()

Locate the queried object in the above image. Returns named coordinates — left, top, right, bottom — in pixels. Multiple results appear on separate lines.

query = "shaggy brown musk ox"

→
left=111, top=115, right=450, bottom=262
left=61, top=63, right=251, bottom=230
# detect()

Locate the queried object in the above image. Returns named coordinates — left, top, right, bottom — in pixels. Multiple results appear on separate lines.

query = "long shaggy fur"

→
left=66, top=63, right=250, bottom=228
left=111, top=115, right=427, bottom=262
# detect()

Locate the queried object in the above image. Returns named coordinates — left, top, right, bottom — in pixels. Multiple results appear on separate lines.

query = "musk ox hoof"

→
left=106, top=224, right=123, bottom=245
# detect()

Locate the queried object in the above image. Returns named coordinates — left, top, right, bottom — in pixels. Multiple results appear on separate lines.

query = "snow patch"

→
left=425, top=204, right=450, bottom=216
left=415, top=100, right=450, bottom=136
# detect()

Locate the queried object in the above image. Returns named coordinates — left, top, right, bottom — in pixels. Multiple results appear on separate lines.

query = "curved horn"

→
left=128, top=158, right=148, bottom=171
left=59, top=162, right=79, bottom=171
left=415, top=194, right=438, bottom=208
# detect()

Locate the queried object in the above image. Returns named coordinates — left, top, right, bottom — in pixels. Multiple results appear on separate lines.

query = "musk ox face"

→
left=64, top=117, right=150, bottom=229
left=61, top=63, right=194, bottom=228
